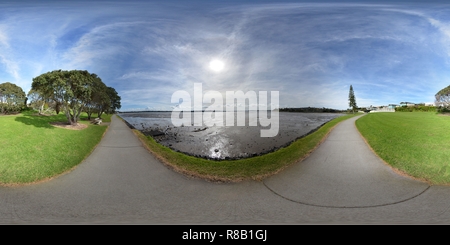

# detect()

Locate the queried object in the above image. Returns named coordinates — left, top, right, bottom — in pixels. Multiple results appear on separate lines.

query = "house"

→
left=369, top=105, right=395, bottom=113
left=399, top=102, right=416, bottom=107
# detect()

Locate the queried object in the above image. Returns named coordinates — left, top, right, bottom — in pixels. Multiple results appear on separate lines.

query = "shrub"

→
left=395, top=105, right=436, bottom=112
left=437, top=106, right=450, bottom=113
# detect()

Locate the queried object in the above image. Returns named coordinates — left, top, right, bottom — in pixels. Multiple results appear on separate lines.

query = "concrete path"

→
left=1, top=114, right=450, bottom=224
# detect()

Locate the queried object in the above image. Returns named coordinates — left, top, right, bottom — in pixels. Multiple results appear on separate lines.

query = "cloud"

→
left=0, top=25, right=9, bottom=48
left=1, top=1, right=450, bottom=110
left=0, top=26, right=20, bottom=82
left=164, top=3, right=450, bottom=109
left=62, top=21, right=149, bottom=67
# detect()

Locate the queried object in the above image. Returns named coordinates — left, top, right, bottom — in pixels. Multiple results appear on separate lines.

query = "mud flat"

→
left=119, top=111, right=344, bottom=160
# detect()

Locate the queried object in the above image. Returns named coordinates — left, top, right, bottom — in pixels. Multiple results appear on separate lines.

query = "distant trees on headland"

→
left=279, top=107, right=345, bottom=113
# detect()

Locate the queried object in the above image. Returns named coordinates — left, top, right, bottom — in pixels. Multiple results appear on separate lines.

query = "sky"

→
left=1, top=0, right=450, bottom=111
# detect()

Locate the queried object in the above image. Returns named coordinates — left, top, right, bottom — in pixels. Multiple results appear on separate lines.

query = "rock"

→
left=193, top=127, right=208, bottom=132
left=145, top=130, right=165, bottom=137
left=91, top=118, right=102, bottom=125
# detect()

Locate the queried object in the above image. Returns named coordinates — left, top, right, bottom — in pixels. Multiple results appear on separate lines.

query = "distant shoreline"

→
left=117, top=107, right=345, bottom=114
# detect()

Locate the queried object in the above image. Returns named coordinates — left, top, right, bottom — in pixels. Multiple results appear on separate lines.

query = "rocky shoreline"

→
left=141, top=122, right=328, bottom=161
left=120, top=112, right=344, bottom=161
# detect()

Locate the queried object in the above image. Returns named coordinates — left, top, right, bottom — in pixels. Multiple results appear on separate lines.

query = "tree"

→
left=102, top=86, right=121, bottom=115
left=32, top=70, right=94, bottom=125
left=32, top=69, right=121, bottom=124
left=83, top=78, right=121, bottom=120
left=435, top=85, right=450, bottom=111
left=348, top=85, right=357, bottom=113
left=0, top=82, right=26, bottom=114
left=27, top=89, right=47, bottom=114
left=84, top=73, right=108, bottom=120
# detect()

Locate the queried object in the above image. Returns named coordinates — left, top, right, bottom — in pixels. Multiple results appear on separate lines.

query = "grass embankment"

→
left=0, top=111, right=111, bottom=185
left=356, top=112, right=450, bottom=185
left=131, top=113, right=360, bottom=182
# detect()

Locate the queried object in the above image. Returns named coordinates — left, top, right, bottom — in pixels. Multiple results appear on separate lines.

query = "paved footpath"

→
left=1, top=114, right=450, bottom=224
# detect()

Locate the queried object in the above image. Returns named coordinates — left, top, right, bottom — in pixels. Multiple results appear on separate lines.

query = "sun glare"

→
left=209, top=59, right=224, bottom=72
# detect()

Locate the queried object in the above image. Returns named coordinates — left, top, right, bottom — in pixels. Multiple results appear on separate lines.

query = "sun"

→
left=209, top=59, right=224, bottom=72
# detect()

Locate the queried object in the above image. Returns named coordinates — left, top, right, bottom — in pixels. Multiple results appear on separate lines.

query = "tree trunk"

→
left=75, top=107, right=83, bottom=123
left=55, top=102, right=61, bottom=114
left=39, top=103, right=44, bottom=115
left=64, top=105, right=76, bottom=125
left=70, top=112, right=78, bottom=125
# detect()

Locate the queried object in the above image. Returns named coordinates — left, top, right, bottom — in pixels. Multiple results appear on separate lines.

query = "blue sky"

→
left=1, top=0, right=450, bottom=111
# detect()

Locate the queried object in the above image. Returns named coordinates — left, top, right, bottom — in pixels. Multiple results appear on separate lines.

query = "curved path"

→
left=1, top=114, right=450, bottom=224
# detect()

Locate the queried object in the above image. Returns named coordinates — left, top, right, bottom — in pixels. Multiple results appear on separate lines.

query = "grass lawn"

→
left=0, top=111, right=111, bottom=185
left=356, top=112, right=450, bottom=185
left=131, top=113, right=360, bottom=182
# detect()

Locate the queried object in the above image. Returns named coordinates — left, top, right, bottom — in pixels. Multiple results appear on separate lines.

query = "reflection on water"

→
left=119, top=111, right=344, bottom=160
left=119, top=111, right=271, bottom=129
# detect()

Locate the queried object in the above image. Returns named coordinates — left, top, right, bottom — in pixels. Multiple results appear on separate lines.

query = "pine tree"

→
left=348, top=85, right=357, bottom=113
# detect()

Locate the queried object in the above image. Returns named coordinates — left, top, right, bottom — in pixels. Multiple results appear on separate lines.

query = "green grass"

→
left=0, top=111, right=111, bottom=185
left=130, top=113, right=360, bottom=182
left=356, top=112, right=450, bottom=185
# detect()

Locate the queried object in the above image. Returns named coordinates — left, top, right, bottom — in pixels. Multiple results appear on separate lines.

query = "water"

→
left=119, top=111, right=344, bottom=160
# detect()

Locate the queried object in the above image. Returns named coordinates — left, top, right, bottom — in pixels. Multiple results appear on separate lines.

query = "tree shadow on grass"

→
left=14, top=114, right=66, bottom=129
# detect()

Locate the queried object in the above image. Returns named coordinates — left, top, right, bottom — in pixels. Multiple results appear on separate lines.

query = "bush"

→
left=395, top=105, right=436, bottom=112
left=437, top=106, right=450, bottom=113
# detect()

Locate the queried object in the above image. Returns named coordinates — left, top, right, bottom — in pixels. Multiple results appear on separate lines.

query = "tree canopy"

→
left=27, top=89, right=45, bottom=114
left=104, top=86, right=121, bottom=115
left=31, top=70, right=121, bottom=124
left=0, top=82, right=26, bottom=114
left=84, top=77, right=121, bottom=119
left=84, top=73, right=108, bottom=120
left=435, top=84, right=450, bottom=110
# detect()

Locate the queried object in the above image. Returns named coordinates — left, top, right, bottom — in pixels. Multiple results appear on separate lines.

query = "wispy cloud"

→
left=0, top=26, right=20, bottom=82
left=1, top=1, right=450, bottom=110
